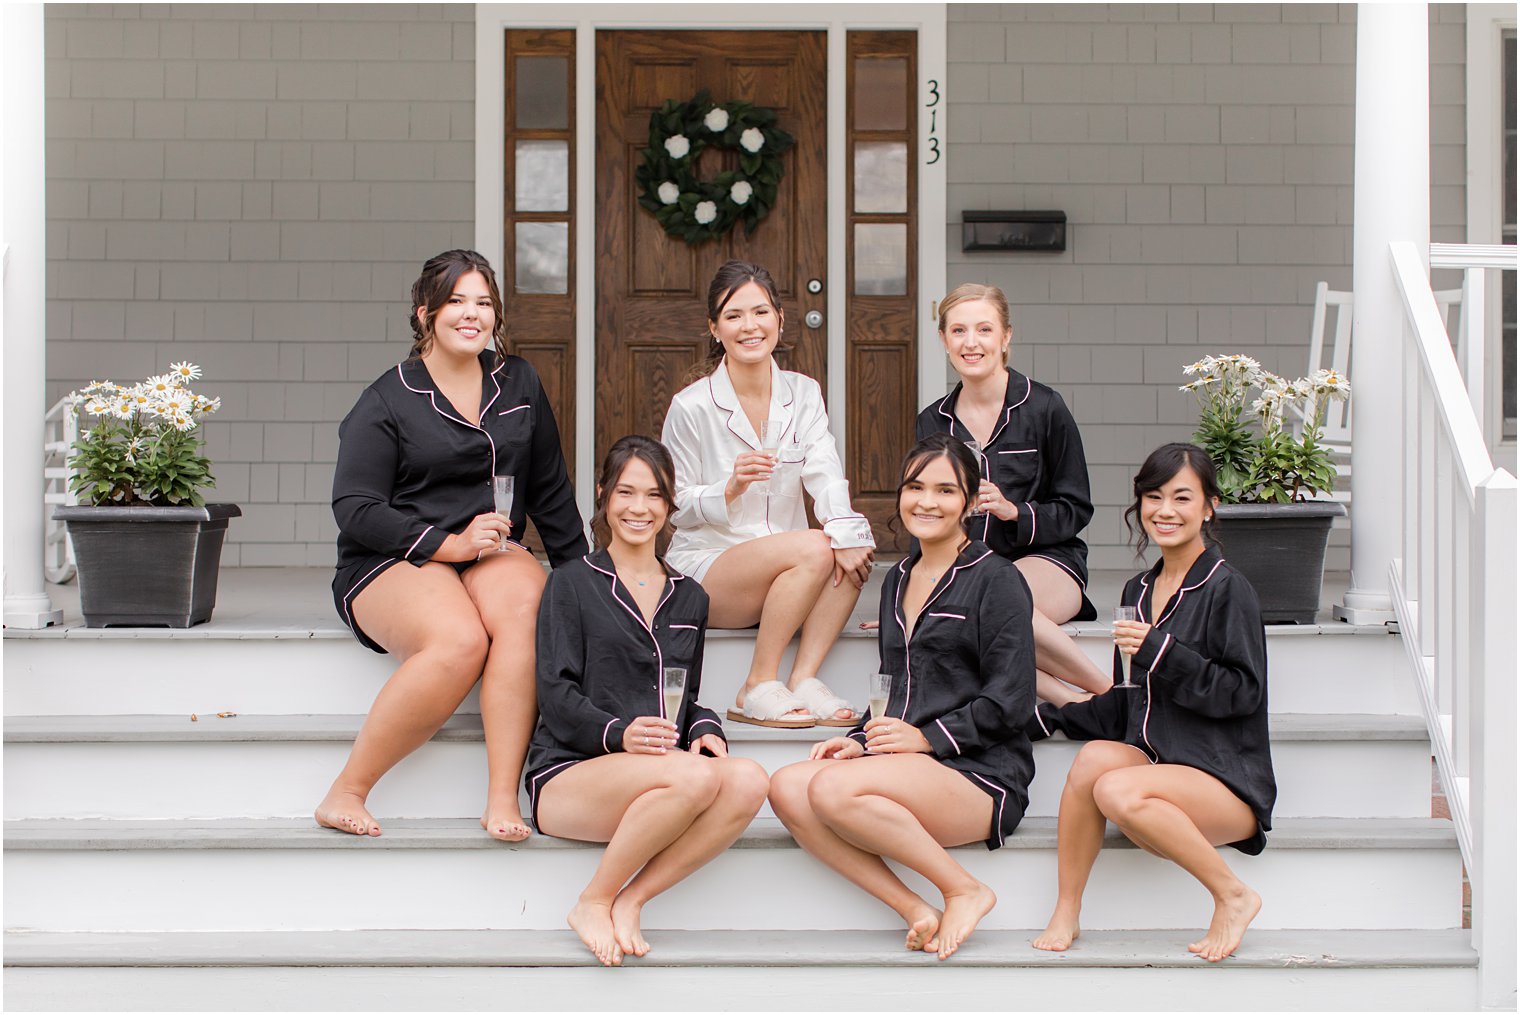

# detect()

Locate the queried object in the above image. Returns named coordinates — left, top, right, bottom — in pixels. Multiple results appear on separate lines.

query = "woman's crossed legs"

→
left=1033, top=740, right=1262, bottom=962
left=1015, top=557, right=1112, bottom=706
left=770, top=755, right=997, bottom=959
left=537, top=752, right=770, bottom=966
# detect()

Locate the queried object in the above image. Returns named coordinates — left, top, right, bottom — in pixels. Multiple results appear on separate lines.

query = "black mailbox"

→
left=961, top=210, right=1066, bottom=252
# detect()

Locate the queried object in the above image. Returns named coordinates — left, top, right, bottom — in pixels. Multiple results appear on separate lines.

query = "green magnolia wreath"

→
left=634, top=89, right=794, bottom=245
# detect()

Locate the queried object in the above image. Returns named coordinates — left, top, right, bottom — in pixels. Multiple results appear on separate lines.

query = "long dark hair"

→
left=590, top=435, right=679, bottom=555
left=893, top=433, right=981, bottom=539
left=1124, top=442, right=1222, bottom=558
left=689, top=259, right=791, bottom=381
left=408, top=249, right=508, bottom=362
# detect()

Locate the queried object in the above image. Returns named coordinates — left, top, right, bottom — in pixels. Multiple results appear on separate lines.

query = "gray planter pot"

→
left=52, top=504, right=241, bottom=628
left=1212, top=501, right=1346, bottom=624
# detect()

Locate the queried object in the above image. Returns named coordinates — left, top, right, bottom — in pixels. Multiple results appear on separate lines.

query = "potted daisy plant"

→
left=52, top=362, right=241, bottom=627
left=1181, top=355, right=1350, bottom=623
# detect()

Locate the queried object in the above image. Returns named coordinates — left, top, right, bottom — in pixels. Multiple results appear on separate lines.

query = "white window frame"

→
left=1465, top=4, right=1516, bottom=468
left=475, top=4, right=948, bottom=514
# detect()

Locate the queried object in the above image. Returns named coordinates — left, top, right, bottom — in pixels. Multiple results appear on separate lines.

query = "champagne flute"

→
left=757, top=420, right=782, bottom=496
left=867, top=671, right=892, bottom=726
left=492, top=475, right=515, bottom=552
left=662, top=666, right=688, bottom=724
left=965, top=440, right=986, bottom=515
left=1113, top=606, right=1138, bottom=689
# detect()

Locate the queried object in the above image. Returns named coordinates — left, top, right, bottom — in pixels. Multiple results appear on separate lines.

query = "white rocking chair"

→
left=44, top=397, right=78, bottom=584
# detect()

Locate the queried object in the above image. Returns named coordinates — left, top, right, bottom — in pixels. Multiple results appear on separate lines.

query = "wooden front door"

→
left=594, top=30, right=827, bottom=458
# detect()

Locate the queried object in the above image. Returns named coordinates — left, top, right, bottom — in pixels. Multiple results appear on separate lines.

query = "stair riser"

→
left=3, top=846, right=1463, bottom=933
left=0, top=966, right=1479, bottom=1012
left=3, top=632, right=1416, bottom=717
left=2, top=737, right=1435, bottom=821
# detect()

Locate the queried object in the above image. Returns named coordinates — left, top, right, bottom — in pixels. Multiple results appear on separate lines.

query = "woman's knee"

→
left=804, top=765, right=860, bottom=818
left=795, top=531, right=835, bottom=580
left=1065, top=741, right=1136, bottom=794
left=663, top=755, right=722, bottom=808
left=719, top=758, right=771, bottom=812
left=418, top=618, right=490, bottom=677
left=1091, top=768, right=1148, bottom=822
left=767, top=762, right=815, bottom=820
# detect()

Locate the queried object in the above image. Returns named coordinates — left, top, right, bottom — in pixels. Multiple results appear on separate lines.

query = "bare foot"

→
left=1032, top=904, right=1081, bottom=952
left=315, top=790, right=380, bottom=836
left=1188, top=883, right=1262, bottom=962
left=480, top=811, right=531, bottom=842
left=567, top=900, right=622, bottom=967
left=610, top=895, right=651, bottom=958
left=935, top=882, right=997, bottom=960
left=904, top=906, right=942, bottom=952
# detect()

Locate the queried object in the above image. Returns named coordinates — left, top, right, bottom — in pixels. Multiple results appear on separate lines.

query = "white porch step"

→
left=2, top=621, right=1417, bottom=717
left=2, top=929, right=1479, bottom=1012
left=2, top=712, right=1434, bottom=821
left=3, top=816, right=1463, bottom=934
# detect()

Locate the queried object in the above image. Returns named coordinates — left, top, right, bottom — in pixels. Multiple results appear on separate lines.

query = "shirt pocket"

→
left=917, top=610, right=973, bottom=661
left=493, top=403, right=535, bottom=447
left=657, top=619, right=704, bottom=672
left=991, top=446, right=1040, bottom=499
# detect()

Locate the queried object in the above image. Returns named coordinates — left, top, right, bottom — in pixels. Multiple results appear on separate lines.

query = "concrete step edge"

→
left=1, top=928, right=1477, bottom=970
left=3, top=816, right=1459, bottom=852
left=3, top=712, right=1431, bottom=744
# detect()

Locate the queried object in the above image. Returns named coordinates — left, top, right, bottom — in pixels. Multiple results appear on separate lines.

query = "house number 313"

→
left=925, top=79, right=941, bottom=165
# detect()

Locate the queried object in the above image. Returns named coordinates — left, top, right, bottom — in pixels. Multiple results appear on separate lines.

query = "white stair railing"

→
left=1429, top=241, right=1518, bottom=450
left=1390, top=240, right=1516, bottom=1012
left=43, top=397, right=77, bottom=584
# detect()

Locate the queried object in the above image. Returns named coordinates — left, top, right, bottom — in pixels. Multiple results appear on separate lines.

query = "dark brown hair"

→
left=689, top=259, right=791, bottom=381
left=590, top=434, right=679, bottom=555
left=1124, top=442, right=1222, bottom=558
left=894, top=432, right=981, bottom=537
left=408, top=249, right=508, bottom=361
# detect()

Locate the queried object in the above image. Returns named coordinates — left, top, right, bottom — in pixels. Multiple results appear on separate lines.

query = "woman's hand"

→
left=623, top=717, right=678, bottom=754
left=724, top=450, right=777, bottom=502
left=1113, top=619, right=1152, bottom=657
left=688, top=733, right=728, bottom=757
left=832, top=545, right=874, bottom=589
left=863, top=716, right=932, bottom=754
left=809, top=736, right=864, bottom=761
left=437, top=512, right=511, bottom=562
left=977, top=480, right=1019, bottom=522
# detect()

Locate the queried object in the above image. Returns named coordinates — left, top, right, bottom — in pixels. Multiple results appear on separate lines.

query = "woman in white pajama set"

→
left=661, top=260, right=875, bottom=729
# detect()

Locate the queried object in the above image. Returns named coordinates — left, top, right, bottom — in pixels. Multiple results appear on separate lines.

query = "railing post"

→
left=1472, top=471, right=1518, bottom=1011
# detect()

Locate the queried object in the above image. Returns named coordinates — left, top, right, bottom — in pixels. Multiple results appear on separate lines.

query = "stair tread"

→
left=4, top=815, right=1458, bottom=851
left=1, top=928, right=1477, bottom=969
left=4, top=711, right=1430, bottom=743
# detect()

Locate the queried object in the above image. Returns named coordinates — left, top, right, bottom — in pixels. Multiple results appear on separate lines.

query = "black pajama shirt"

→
left=524, top=550, right=726, bottom=830
left=916, top=367, right=1098, bottom=620
left=330, top=351, right=587, bottom=651
left=1029, top=546, right=1277, bottom=854
left=852, top=542, right=1038, bottom=849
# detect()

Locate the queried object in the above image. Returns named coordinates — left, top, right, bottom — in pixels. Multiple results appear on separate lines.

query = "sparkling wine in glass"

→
left=662, top=666, right=688, bottom=722
left=757, top=420, right=782, bottom=496
left=867, top=671, right=892, bottom=725
left=1113, top=606, right=1138, bottom=689
left=965, top=440, right=986, bottom=515
left=492, top=475, right=515, bottom=552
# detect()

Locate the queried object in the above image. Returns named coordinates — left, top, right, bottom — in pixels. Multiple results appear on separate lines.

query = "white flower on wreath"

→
left=664, top=134, right=691, bottom=159
left=693, top=201, right=718, bottom=225
left=730, top=180, right=753, bottom=206
left=703, top=107, right=730, bottom=132
left=739, top=128, right=764, bottom=153
left=657, top=181, right=681, bottom=205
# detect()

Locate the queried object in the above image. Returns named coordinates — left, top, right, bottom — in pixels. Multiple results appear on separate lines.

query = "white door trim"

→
left=475, top=4, right=948, bottom=515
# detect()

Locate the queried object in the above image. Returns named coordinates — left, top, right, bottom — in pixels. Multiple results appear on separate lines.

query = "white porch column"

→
left=1337, top=4, right=1429, bottom=625
left=2, top=2, right=64, bottom=629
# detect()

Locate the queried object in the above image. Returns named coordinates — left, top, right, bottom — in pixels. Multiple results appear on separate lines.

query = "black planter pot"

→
left=1211, top=501, right=1346, bottom=624
left=52, top=504, right=242, bottom=628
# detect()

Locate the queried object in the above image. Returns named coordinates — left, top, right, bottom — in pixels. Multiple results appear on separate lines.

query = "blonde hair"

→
left=937, top=283, right=1012, bottom=363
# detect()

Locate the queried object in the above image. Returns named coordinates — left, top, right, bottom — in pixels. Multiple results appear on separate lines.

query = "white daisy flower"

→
left=146, top=375, right=175, bottom=396
left=663, top=134, right=691, bottom=159
left=730, top=180, right=753, bottom=205
left=169, top=361, right=202, bottom=381
left=172, top=412, right=196, bottom=432
left=703, top=107, right=730, bottom=132
left=693, top=201, right=717, bottom=225
left=194, top=395, right=222, bottom=416
left=657, top=181, right=681, bottom=205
